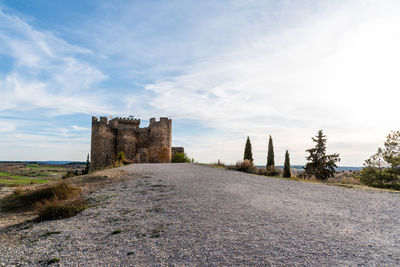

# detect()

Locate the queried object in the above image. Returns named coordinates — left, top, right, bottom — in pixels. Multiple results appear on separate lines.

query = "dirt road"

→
left=1, top=163, right=399, bottom=266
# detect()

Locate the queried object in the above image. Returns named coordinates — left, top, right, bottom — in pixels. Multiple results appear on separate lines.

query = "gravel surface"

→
left=1, top=163, right=399, bottom=266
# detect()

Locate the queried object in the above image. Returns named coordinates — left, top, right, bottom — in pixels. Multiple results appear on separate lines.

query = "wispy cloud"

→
left=71, top=125, right=89, bottom=131
left=0, top=8, right=109, bottom=115
left=140, top=1, right=400, bottom=165
left=1, top=1, right=399, bottom=164
left=0, top=120, right=16, bottom=133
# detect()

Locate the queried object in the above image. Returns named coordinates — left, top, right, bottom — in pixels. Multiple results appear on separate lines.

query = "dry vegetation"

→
left=1, top=182, right=83, bottom=221
left=0, top=167, right=131, bottom=227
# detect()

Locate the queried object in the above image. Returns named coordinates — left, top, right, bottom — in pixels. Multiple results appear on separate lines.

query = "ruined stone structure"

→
left=90, top=116, right=173, bottom=170
left=172, top=147, right=184, bottom=156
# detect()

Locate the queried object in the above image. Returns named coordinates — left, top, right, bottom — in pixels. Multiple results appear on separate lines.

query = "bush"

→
left=265, top=166, right=280, bottom=177
left=172, top=152, right=191, bottom=163
left=257, top=167, right=266, bottom=175
left=63, top=170, right=80, bottom=179
left=113, top=151, right=131, bottom=167
left=36, top=198, right=85, bottom=221
left=360, top=166, right=399, bottom=189
left=1, top=182, right=84, bottom=221
left=234, top=160, right=257, bottom=173
left=2, top=182, right=81, bottom=211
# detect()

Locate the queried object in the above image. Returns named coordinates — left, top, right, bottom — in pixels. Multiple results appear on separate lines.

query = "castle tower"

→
left=148, top=117, right=172, bottom=163
left=90, top=117, right=116, bottom=170
left=115, top=118, right=140, bottom=161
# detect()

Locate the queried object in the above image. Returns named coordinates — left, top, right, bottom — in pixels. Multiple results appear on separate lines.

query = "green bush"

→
left=172, top=152, right=191, bottom=163
left=360, top=131, right=400, bottom=190
left=116, top=151, right=126, bottom=162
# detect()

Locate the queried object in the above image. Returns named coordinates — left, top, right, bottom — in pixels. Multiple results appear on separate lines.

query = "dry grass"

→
left=0, top=168, right=131, bottom=225
left=0, top=181, right=85, bottom=221
left=1, top=182, right=81, bottom=212
left=35, top=197, right=85, bottom=221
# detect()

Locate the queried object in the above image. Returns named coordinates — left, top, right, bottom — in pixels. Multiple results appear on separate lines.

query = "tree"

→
left=283, top=150, right=291, bottom=178
left=82, top=153, right=90, bottom=174
left=304, top=130, right=340, bottom=181
left=244, top=136, right=253, bottom=163
left=172, top=152, right=191, bottom=163
left=360, top=131, right=400, bottom=188
left=360, top=148, right=391, bottom=185
left=383, top=131, right=400, bottom=173
left=266, top=135, right=275, bottom=171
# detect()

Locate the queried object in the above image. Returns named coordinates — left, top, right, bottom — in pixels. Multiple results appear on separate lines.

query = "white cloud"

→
left=145, top=1, right=400, bottom=165
left=71, top=125, right=89, bottom=131
left=0, top=8, right=110, bottom=115
left=0, top=132, right=90, bottom=161
left=0, top=120, right=16, bottom=133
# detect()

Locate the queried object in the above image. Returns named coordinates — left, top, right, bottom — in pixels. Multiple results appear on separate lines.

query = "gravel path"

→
left=1, top=163, right=399, bottom=266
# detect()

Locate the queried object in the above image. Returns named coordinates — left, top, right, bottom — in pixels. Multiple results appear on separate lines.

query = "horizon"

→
left=0, top=160, right=364, bottom=168
left=1, top=1, right=399, bottom=166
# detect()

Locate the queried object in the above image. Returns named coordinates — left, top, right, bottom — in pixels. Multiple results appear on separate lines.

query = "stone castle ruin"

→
left=91, top=116, right=181, bottom=170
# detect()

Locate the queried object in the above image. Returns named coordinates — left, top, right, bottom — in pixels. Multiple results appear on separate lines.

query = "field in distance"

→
left=0, top=162, right=84, bottom=186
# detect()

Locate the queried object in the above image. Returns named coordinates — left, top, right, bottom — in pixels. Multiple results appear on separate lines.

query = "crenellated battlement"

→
left=149, top=117, right=172, bottom=127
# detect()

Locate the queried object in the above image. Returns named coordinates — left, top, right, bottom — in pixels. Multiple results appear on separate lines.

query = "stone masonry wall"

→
left=90, top=116, right=175, bottom=171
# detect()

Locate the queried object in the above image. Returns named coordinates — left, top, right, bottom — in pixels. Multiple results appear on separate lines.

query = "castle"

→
left=91, top=116, right=181, bottom=170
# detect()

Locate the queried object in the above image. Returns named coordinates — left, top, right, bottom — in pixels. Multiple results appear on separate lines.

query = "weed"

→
left=149, top=225, right=164, bottom=238
left=149, top=184, right=168, bottom=188
left=22, top=224, right=33, bottom=230
left=41, top=231, right=61, bottom=237
left=46, top=257, right=60, bottom=265
left=112, top=229, right=122, bottom=235
left=146, top=206, right=163, bottom=213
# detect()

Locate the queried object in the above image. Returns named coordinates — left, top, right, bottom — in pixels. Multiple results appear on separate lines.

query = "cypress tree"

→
left=243, top=136, right=253, bottom=163
left=304, top=130, right=340, bottom=180
left=266, top=135, right=275, bottom=170
left=283, top=150, right=291, bottom=178
left=83, top=153, right=90, bottom=174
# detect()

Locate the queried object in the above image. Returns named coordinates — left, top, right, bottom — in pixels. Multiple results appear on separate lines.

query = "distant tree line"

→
left=238, top=129, right=400, bottom=190
left=238, top=130, right=340, bottom=181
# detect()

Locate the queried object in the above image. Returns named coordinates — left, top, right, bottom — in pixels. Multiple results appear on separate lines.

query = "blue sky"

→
left=0, top=0, right=399, bottom=165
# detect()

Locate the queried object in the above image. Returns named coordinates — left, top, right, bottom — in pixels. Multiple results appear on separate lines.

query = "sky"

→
left=0, top=0, right=399, bottom=166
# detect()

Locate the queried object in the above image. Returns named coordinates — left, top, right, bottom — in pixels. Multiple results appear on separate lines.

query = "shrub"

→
left=1, top=182, right=84, bottom=221
left=113, top=151, right=132, bottom=167
left=63, top=170, right=80, bottom=179
left=36, top=197, right=85, bottom=221
left=47, top=258, right=60, bottom=265
left=2, top=182, right=81, bottom=211
left=265, top=166, right=280, bottom=177
left=172, top=152, right=191, bottom=163
left=116, top=151, right=126, bottom=162
left=234, top=159, right=257, bottom=173
left=257, top=167, right=266, bottom=175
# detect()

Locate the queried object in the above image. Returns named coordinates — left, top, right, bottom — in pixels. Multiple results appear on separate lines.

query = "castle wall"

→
left=116, top=128, right=137, bottom=161
left=90, top=116, right=173, bottom=170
